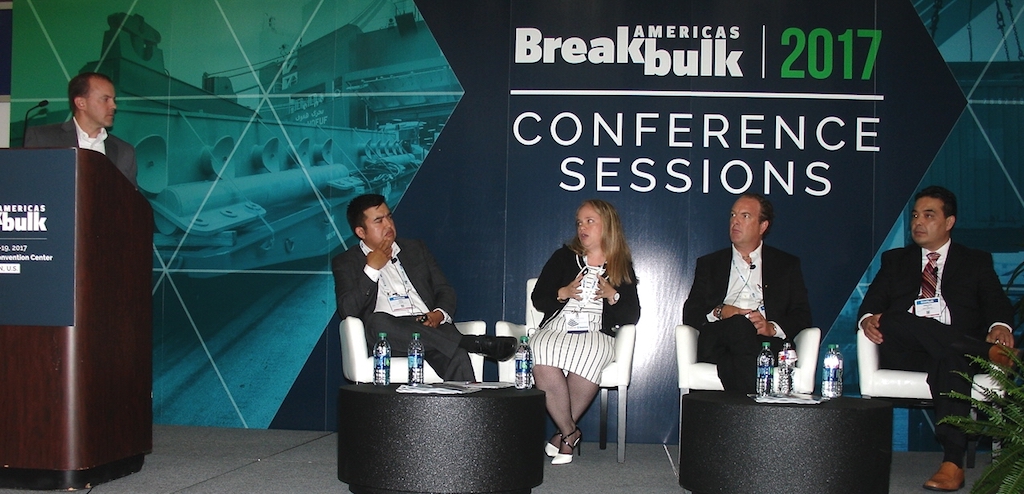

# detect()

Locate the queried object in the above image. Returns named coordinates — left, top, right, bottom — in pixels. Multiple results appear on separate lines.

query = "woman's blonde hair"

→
left=568, top=199, right=633, bottom=285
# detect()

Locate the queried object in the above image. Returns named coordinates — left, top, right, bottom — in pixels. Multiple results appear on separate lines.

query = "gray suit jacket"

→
left=331, top=238, right=457, bottom=321
left=24, top=120, right=138, bottom=188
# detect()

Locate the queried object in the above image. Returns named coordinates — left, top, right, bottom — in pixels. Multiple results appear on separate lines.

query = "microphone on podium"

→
left=22, top=99, right=49, bottom=144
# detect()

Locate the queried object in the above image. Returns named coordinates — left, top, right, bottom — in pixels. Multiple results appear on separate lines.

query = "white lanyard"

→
left=728, top=258, right=763, bottom=307
left=378, top=258, right=415, bottom=297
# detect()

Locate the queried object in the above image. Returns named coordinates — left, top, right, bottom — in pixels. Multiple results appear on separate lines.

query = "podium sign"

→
left=0, top=148, right=76, bottom=326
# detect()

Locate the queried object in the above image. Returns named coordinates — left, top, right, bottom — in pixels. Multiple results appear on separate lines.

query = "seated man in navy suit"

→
left=683, top=193, right=812, bottom=393
left=331, top=194, right=515, bottom=381
left=24, top=72, right=137, bottom=187
left=859, top=185, right=1016, bottom=492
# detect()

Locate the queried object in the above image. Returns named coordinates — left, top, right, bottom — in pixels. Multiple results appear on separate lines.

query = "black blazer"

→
left=331, top=238, right=457, bottom=321
left=858, top=242, right=1013, bottom=339
left=531, top=245, right=640, bottom=337
left=682, top=245, right=812, bottom=341
left=24, top=120, right=138, bottom=188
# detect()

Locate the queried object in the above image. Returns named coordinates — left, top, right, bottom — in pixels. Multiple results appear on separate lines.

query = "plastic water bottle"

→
left=756, top=342, right=773, bottom=396
left=373, top=332, right=390, bottom=386
left=408, top=332, right=424, bottom=385
left=515, top=336, right=533, bottom=389
left=777, top=342, right=796, bottom=395
left=821, top=344, right=844, bottom=398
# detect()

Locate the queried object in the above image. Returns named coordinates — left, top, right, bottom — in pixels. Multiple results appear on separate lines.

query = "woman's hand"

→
left=595, top=276, right=618, bottom=304
left=557, top=272, right=585, bottom=302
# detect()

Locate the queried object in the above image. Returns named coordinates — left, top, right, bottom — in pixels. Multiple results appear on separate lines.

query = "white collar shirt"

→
left=73, top=117, right=107, bottom=156
left=360, top=241, right=429, bottom=317
left=357, top=241, right=454, bottom=325
left=724, top=243, right=764, bottom=312
left=707, top=242, right=785, bottom=338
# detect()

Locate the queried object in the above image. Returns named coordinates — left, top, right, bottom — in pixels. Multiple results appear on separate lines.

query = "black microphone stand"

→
left=22, top=100, right=49, bottom=144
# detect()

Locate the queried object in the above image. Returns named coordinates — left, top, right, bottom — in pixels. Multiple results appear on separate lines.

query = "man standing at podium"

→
left=24, top=72, right=137, bottom=187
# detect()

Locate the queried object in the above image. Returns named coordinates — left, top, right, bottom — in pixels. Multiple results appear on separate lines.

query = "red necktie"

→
left=920, top=252, right=940, bottom=298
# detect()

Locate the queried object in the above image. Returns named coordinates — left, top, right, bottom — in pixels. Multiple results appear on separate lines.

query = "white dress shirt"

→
left=360, top=240, right=451, bottom=323
left=73, top=117, right=107, bottom=156
left=706, top=243, right=785, bottom=338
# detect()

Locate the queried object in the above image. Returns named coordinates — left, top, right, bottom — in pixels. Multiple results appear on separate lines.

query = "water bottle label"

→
left=408, top=354, right=423, bottom=367
left=516, top=358, right=529, bottom=372
left=373, top=354, right=390, bottom=385
left=515, top=356, right=533, bottom=389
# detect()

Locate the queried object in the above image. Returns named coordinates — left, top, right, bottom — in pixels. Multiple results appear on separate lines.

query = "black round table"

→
left=679, top=391, right=893, bottom=494
left=337, top=384, right=546, bottom=494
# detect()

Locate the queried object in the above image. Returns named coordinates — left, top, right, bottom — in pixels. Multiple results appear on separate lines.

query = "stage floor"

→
left=0, top=425, right=990, bottom=493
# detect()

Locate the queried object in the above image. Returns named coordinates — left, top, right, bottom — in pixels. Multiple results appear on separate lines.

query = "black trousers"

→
left=696, top=315, right=782, bottom=394
left=362, top=312, right=474, bottom=381
left=877, top=311, right=991, bottom=465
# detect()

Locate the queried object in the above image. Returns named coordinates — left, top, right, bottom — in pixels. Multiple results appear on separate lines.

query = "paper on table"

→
left=460, top=381, right=515, bottom=389
left=396, top=384, right=465, bottom=394
left=749, top=393, right=826, bottom=404
left=395, top=382, right=491, bottom=394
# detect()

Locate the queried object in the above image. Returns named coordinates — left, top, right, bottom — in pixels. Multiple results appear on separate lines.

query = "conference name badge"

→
left=388, top=294, right=414, bottom=315
left=914, top=297, right=942, bottom=318
left=566, top=311, right=590, bottom=334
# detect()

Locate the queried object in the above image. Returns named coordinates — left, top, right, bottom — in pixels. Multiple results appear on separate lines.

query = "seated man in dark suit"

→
left=859, top=185, right=1016, bottom=492
left=683, top=193, right=812, bottom=393
left=331, top=194, right=515, bottom=381
left=24, top=72, right=137, bottom=187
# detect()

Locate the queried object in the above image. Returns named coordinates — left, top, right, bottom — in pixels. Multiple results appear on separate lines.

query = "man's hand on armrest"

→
left=860, top=313, right=884, bottom=344
left=986, top=324, right=1014, bottom=348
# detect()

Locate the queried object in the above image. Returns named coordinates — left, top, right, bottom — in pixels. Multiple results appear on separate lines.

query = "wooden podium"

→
left=0, top=148, right=153, bottom=489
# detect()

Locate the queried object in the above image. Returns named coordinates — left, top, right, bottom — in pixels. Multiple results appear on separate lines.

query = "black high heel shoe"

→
left=551, top=428, right=581, bottom=465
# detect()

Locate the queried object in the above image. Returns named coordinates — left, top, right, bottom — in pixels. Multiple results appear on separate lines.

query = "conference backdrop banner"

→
left=7, top=0, right=1022, bottom=451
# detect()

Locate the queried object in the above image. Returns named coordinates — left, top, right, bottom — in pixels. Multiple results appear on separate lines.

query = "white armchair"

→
left=339, top=316, right=485, bottom=384
left=676, top=324, right=822, bottom=395
left=856, top=327, right=995, bottom=467
left=495, top=278, right=637, bottom=463
left=856, top=327, right=995, bottom=401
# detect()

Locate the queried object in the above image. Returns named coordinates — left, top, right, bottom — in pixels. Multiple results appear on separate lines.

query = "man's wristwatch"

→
left=713, top=304, right=724, bottom=319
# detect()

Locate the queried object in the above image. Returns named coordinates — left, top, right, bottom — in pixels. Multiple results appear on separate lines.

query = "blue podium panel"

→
left=0, top=147, right=77, bottom=327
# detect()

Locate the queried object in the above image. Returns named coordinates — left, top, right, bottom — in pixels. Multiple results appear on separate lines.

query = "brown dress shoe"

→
left=923, top=461, right=964, bottom=491
left=989, top=344, right=1019, bottom=368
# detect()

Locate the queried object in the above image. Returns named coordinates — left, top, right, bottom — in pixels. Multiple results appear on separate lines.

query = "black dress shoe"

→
left=462, top=335, right=517, bottom=361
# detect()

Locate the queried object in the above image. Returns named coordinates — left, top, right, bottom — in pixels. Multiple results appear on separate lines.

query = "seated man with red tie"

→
left=858, top=185, right=1017, bottom=492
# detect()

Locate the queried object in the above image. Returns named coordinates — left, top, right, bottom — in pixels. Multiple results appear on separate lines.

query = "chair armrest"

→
left=676, top=325, right=698, bottom=390
left=495, top=321, right=528, bottom=383
left=339, top=316, right=373, bottom=383
left=609, top=324, right=637, bottom=387
left=454, top=320, right=486, bottom=336
left=973, top=373, right=1000, bottom=401
left=792, top=327, right=821, bottom=394
left=857, top=327, right=880, bottom=397
left=495, top=321, right=528, bottom=339
left=526, top=278, right=542, bottom=329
